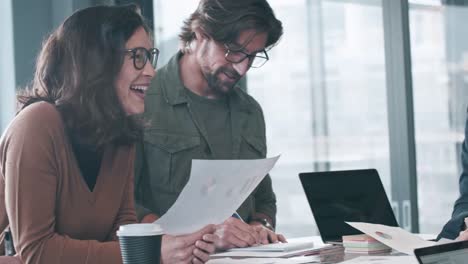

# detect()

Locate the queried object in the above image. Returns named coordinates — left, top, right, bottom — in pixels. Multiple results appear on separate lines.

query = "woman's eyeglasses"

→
left=124, top=47, right=160, bottom=70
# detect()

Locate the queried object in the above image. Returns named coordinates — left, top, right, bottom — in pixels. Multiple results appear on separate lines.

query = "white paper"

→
left=418, top=233, right=437, bottom=241
left=437, top=238, right=455, bottom=244
left=211, top=237, right=331, bottom=258
left=346, top=222, right=436, bottom=255
left=339, top=256, right=418, bottom=264
left=155, top=156, right=280, bottom=235
left=227, top=240, right=314, bottom=252
left=210, top=248, right=315, bottom=259
left=207, top=256, right=320, bottom=264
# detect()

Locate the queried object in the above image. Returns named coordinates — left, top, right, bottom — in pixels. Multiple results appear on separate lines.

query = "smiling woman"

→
left=0, top=5, right=157, bottom=264
left=115, top=27, right=158, bottom=116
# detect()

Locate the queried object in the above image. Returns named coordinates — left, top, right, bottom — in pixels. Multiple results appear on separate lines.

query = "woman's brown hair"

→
left=18, top=4, right=151, bottom=150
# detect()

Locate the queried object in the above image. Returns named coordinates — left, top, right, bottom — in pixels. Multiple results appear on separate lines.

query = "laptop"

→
left=299, top=169, right=398, bottom=244
left=415, top=240, right=468, bottom=264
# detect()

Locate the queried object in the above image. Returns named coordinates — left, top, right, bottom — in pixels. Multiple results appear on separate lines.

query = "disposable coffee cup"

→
left=117, top=223, right=164, bottom=264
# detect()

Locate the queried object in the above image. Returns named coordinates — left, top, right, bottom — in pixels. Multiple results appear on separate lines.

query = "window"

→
left=0, top=0, right=15, bottom=132
left=410, top=1, right=468, bottom=233
left=248, top=0, right=390, bottom=236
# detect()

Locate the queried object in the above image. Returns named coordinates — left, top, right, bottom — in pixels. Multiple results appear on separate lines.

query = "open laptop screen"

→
left=415, top=240, right=468, bottom=264
left=299, top=169, right=398, bottom=243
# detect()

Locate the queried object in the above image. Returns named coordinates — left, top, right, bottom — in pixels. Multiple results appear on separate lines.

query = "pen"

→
left=232, top=211, right=263, bottom=245
left=232, top=211, right=245, bottom=222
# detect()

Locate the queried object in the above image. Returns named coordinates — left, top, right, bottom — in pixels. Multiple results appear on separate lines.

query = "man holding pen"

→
left=134, top=0, right=286, bottom=250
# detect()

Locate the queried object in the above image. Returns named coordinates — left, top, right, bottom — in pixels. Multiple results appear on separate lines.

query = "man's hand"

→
left=214, top=217, right=261, bottom=250
left=251, top=224, right=287, bottom=245
left=457, top=229, right=468, bottom=241
left=161, top=224, right=218, bottom=264
left=456, top=217, right=468, bottom=241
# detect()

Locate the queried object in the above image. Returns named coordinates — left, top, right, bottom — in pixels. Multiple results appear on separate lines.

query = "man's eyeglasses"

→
left=224, top=44, right=269, bottom=68
left=125, top=47, right=160, bottom=70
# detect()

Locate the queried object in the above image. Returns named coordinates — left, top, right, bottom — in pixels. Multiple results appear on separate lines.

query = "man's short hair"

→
left=180, top=0, right=283, bottom=49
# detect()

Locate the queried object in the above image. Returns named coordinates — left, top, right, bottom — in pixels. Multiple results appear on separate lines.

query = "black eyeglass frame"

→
left=223, top=44, right=269, bottom=68
left=124, top=47, right=160, bottom=70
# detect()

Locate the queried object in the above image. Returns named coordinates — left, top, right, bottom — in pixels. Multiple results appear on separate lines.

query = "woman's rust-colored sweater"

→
left=0, top=102, right=137, bottom=263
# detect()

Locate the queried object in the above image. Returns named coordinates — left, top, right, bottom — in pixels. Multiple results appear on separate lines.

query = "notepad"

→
left=227, top=240, right=315, bottom=252
left=342, top=234, right=391, bottom=254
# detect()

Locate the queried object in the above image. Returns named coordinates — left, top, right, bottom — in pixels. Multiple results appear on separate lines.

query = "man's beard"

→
left=204, top=66, right=241, bottom=96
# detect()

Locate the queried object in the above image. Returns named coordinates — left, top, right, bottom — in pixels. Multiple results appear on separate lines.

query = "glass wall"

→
left=153, top=0, right=198, bottom=66
left=410, top=1, right=468, bottom=233
left=0, top=0, right=16, bottom=132
left=248, top=0, right=391, bottom=237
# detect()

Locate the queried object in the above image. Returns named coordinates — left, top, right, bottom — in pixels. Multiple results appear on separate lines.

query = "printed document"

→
left=346, top=222, right=436, bottom=255
left=155, top=156, right=280, bottom=235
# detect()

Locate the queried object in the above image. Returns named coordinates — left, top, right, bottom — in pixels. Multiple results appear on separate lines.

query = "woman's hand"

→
left=161, top=224, right=218, bottom=264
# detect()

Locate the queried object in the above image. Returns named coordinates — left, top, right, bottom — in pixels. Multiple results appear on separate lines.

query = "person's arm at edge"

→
left=438, top=173, right=468, bottom=239
left=439, top=117, right=468, bottom=240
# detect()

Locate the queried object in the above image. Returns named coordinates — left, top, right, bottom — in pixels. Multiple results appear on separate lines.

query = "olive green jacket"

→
left=134, top=52, right=277, bottom=226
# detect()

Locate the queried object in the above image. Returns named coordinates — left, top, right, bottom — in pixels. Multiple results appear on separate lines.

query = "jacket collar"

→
left=160, top=51, right=189, bottom=105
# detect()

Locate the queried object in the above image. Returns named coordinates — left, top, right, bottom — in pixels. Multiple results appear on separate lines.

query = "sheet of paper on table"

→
left=346, top=222, right=436, bottom=255
left=227, top=240, right=315, bottom=252
left=207, top=255, right=320, bottom=264
left=210, top=246, right=326, bottom=259
left=211, top=237, right=332, bottom=258
left=339, top=256, right=419, bottom=264
left=155, top=156, right=280, bottom=235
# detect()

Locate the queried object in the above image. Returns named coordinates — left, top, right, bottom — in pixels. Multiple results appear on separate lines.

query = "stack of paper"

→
left=342, top=234, right=391, bottom=254
left=211, top=237, right=331, bottom=258
left=227, top=240, right=315, bottom=253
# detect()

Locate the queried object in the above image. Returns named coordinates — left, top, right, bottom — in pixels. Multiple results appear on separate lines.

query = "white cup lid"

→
left=117, top=223, right=164, bottom=237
